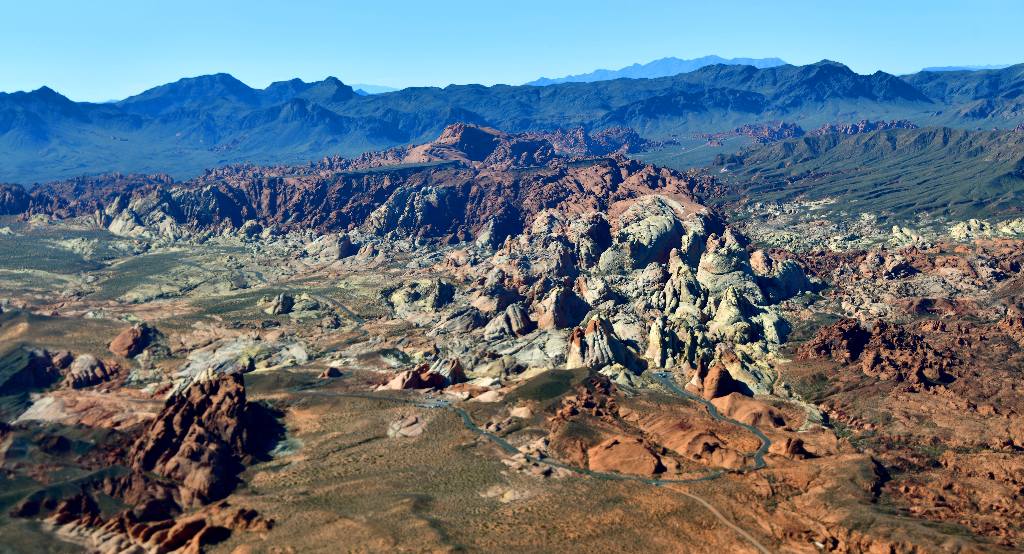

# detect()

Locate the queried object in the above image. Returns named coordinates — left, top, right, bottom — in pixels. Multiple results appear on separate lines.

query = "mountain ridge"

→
left=526, top=55, right=787, bottom=85
left=2, top=60, right=1024, bottom=185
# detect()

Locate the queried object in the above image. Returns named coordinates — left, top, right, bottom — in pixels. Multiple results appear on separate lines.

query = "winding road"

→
left=288, top=372, right=773, bottom=552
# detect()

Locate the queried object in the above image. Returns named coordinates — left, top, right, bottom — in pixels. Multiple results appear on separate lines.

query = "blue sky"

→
left=1, top=0, right=1022, bottom=102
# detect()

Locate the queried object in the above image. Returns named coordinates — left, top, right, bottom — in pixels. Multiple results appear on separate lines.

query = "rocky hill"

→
left=711, top=126, right=1024, bottom=225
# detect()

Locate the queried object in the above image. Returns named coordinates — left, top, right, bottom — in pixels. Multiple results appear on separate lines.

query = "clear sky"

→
left=2, top=0, right=1022, bottom=102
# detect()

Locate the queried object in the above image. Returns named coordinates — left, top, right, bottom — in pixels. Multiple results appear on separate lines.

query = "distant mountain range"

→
left=351, top=84, right=399, bottom=95
left=526, top=56, right=787, bottom=86
left=2, top=60, right=1023, bottom=185
left=920, top=64, right=1013, bottom=72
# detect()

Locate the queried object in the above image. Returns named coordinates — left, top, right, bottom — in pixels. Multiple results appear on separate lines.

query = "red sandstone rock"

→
left=109, top=323, right=156, bottom=358
left=128, top=374, right=260, bottom=507
left=587, top=436, right=663, bottom=476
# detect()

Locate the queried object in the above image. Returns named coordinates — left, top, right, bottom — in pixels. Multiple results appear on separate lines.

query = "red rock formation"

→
left=858, top=323, right=956, bottom=383
left=799, top=319, right=957, bottom=384
left=555, top=373, right=619, bottom=421
left=688, top=359, right=748, bottom=400
left=710, top=393, right=788, bottom=429
left=128, top=373, right=261, bottom=507
left=54, top=499, right=271, bottom=554
left=109, top=323, right=157, bottom=358
left=796, top=319, right=871, bottom=363
left=65, top=354, right=116, bottom=389
left=587, top=436, right=663, bottom=476
left=378, top=363, right=462, bottom=390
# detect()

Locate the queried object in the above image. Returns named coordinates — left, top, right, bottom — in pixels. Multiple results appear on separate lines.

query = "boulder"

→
left=66, top=354, right=113, bottom=389
left=430, top=358, right=467, bottom=385
left=469, top=356, right=526, bottom=380
left=434, top=306, right=487, bottom=334
left=379, top=361, right=464, bottom=390
left=318, top=366, right=342, bottom=379
left=483, top=302, right=535, bottom=340
left=387, top=415, right=426, bottom=438
left=304, top=233, right=358, bottom=262
left=263, top=293, right=294, bottom=316
left=388, top=279, right=456, bottom=315
left=587, top=436, right=663, bottom=476
left=109, top=323, right=157, bottom=358
left=533, top=286, right=588, bottom=330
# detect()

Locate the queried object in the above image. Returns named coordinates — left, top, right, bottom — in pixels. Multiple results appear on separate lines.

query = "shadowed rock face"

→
left=0, top=347, right=62, bottom=396
left=0, top=183, right=30, bottom=215
left=129, top=373, right=279, bottom=507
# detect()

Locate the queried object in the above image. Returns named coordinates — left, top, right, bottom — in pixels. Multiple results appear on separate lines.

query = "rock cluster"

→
left=50, top=500, right=272, bottom=554
left=129, top=374, right=265, bottom=507
left=65, top=354, right=115, bottom=389
left=378, top=361, right=466, bottom=390
left=949, top=218, right=1024, bottom=241
left=173, top=336, right=309, bottom=391
left=799, top=319, right=957, bottom=385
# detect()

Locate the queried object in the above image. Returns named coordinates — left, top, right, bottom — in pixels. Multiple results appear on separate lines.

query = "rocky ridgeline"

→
left=697, top=119, right=918, bottom=146
left=698, top=121, right=804, bottom=145
left=733, top=121, right=804, bottom=143
left=809, top=119, right=917, bottom=136
left=0, top=125, right=697, bottom=245
left=521, top=126, right=668, bottom=156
